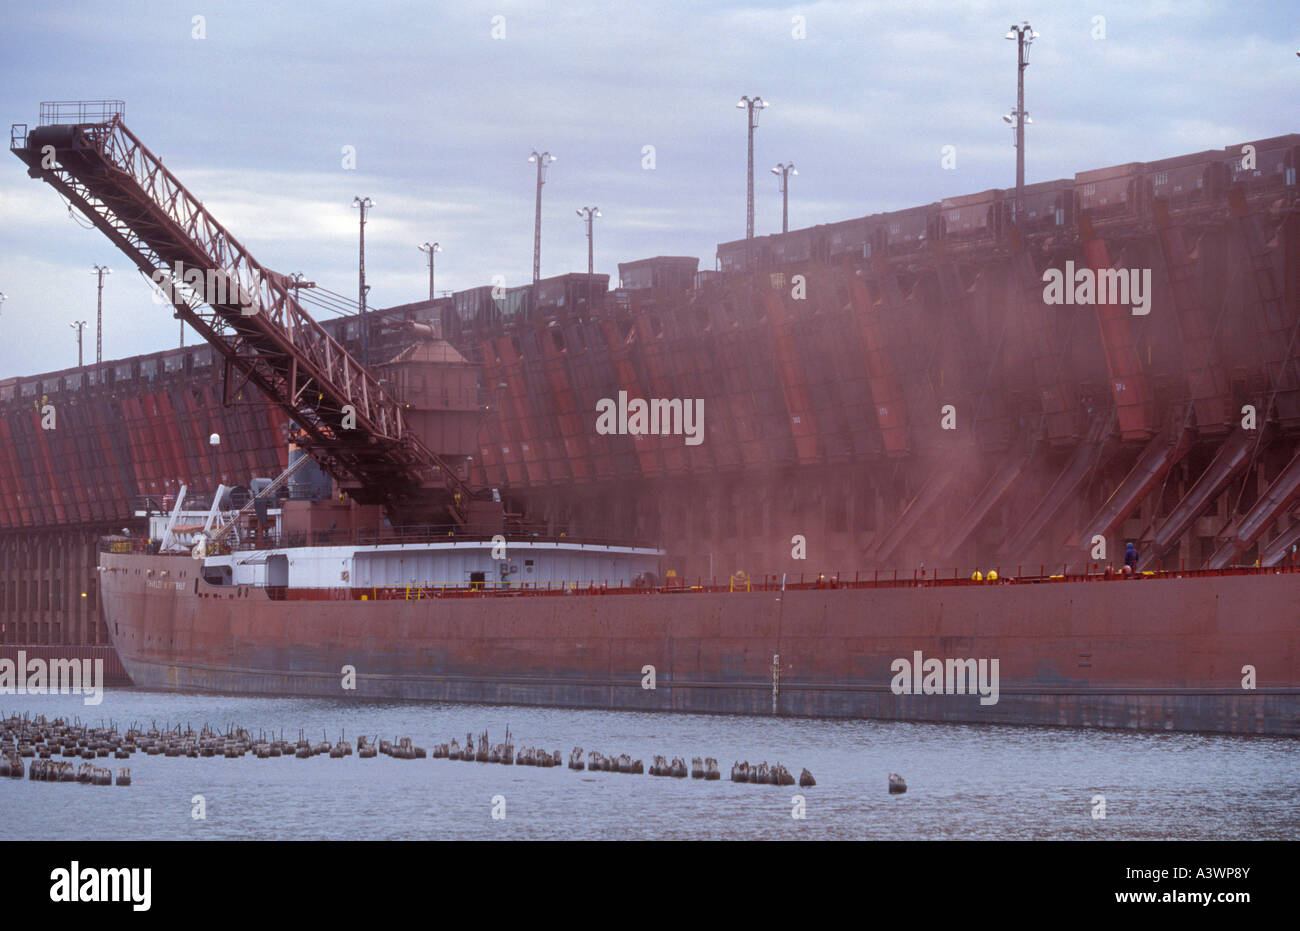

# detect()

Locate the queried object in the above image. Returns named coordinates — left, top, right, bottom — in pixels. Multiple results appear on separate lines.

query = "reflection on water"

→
left=2, top=689, right=1295, bottom=840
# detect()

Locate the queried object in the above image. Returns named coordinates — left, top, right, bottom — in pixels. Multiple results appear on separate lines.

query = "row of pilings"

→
left=429, top=731, right=820, bottom=787
left=4, top=715, right=890, bottom=791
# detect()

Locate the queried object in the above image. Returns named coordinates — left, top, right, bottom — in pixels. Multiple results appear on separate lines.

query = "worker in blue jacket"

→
left=1123, top=541, right=1139, bottom=575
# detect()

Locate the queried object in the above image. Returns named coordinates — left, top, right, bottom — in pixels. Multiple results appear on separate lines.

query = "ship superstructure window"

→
left=203, top=566, right=232, bottom=586
left=267, top=555, right=288, bottom=587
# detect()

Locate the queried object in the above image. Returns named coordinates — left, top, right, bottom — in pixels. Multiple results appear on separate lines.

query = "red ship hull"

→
left=99, top=552, right=1300, bottom=736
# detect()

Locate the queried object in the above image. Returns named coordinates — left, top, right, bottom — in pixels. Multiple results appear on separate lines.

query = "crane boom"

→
left=10, top=103, right=469, bottom=525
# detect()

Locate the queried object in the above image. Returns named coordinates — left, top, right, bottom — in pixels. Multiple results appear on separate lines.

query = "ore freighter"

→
left=8, top=103, right=1300, bottom=736
left=96, top=528, right=1300, bottom=736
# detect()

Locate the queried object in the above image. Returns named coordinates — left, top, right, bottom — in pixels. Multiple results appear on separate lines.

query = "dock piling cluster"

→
left=585, top=751, right=643, bottom=773
left=3, top=713, right=132, bottom=784
left=730, top=761, right=796, bottom=785
left=0, top=712, right=381, bottom=783
left=427, top=730, right=810, bottom=787
left=690, top=757, right=722, bottom=780
left=4, top=714, right=832, bottom=793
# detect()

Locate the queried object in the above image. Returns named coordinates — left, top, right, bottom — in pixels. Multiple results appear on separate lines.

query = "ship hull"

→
left=99, top=552, right=1300, bottom=736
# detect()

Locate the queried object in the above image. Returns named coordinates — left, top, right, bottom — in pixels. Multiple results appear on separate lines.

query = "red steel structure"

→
left=98, top=547, right=1300, bottom=735
left=3, top=108, right=1298, bottom=678
left=1079, top=213, right=1156, bottom=442
left=10, top=104, right=467, bottom=525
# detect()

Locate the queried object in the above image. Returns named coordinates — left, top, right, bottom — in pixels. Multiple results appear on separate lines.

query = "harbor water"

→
left=1, top=689, right=1296, bottom=841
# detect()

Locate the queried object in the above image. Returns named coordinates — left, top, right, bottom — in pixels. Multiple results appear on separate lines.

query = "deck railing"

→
left=230, top=562, right=1300, bottom=602
left=38, top=100, right=125, bottom=124
left=99, top=534, right=1300, bottom=595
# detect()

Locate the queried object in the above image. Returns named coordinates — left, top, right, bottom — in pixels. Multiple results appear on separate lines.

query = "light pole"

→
left=0, top=291, right=6, bottom=316
left=91, top=265, right=111, bottom=364
left=287, top=271, right=316, bottom=304
left=529, top=150, right=556, bottom=285
left=770, top=163, right=797, bottom=234
left=352, top=196, right=374, bottom=364
left=70, top=320, right=88, bottom=367
left=1004, top=22, right=1038, bottom=226
left=736, top=95, right=769, bottom=243
left=576, top=207, right=600, bottom=275
left=418, top=242, right=441, bottom=301
left=576, top=207, right=601, bottom=309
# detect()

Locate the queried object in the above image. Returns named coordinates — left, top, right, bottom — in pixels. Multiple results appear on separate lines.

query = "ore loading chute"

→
left=10, top=100, right=476, bottom=529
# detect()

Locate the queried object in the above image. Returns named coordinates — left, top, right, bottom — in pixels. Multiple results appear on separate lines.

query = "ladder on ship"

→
left=10, top=101, right=470, bottom=527
left=203, top=454, right=314, bottom=552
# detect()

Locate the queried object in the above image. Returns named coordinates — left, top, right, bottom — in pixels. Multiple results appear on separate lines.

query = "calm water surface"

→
left=1, top=689, right=1295, bottom=840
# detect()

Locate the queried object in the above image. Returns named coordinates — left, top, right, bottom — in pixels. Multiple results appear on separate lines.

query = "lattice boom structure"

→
left=10, top=112, right=468, bottom=525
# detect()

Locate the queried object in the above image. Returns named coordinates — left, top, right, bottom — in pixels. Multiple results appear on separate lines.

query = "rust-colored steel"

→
left=938, top=449, right=1032, bottom=562
left=541, top=322, right=591, bottom=481
left=762, top=287, right=821, bottom=465
left=0, top=373, right=288, bottom=532
left=848, top=274, right=909, bottom=457
left=1140, top=427, right=1257, bottom=570
left=1071, top=424, right=1192, bottom=558
left=997, top=410, right=1114, bottom=560
left=1229, top=188, right=1300, bottom=422
left=1010, top=246, right=1078, bottom=445
left=5, top=125, right=1299, bottom=679
left=597, top=317, right=654, bottom=477
left=100, top=550, right=1300, bottom=736
left=1153, top=198, right=1231, bottom=432
left=477, top=335, right=527, bottom=485
left=1079, top=214, right=1156, bottom=441
left=12, top=116, right=468, bottom=524
left=1206, top=447, right=1300, bottom=569
left=930, top=243, right=1008, bottom=452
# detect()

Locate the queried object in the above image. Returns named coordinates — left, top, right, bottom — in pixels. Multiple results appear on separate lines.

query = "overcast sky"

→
left=0, top=0, right=1295, bottom=378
